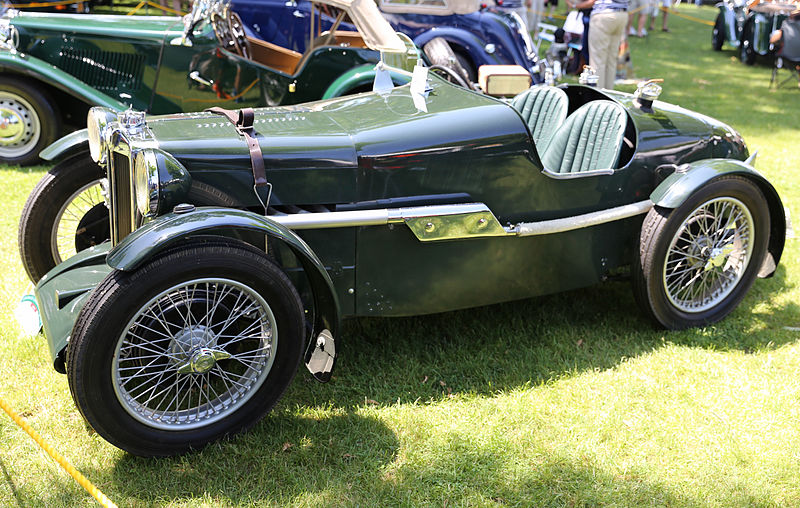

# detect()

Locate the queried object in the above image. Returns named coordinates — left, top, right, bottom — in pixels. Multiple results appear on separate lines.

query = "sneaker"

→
left=638, top=29, right=647, bottom=37
left=629, top=27, right=637, bottom=36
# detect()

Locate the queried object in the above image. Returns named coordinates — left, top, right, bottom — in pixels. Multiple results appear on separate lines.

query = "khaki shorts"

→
left=629, top=0, right=653, bottom=16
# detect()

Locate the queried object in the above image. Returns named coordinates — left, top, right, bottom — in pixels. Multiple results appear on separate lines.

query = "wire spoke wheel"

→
left=663, top=197, right=754, bottom=313
left=113, top=278, right=278, bottom=430
left=52, top=179, right=106, bottom=264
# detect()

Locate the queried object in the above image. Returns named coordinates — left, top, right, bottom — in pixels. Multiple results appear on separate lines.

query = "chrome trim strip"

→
left=270, top=203, right=491, bottom=230
left=541, top=168, right=615, bottom=179
left=510, top=200, right=654, bottom=237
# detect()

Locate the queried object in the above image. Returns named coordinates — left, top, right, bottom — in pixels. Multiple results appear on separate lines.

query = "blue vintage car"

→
left=233, top=0, right=538, bottom=81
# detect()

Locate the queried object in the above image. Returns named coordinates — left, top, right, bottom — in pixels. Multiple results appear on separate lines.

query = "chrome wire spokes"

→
left=0, top=91, right=41, bottom=158
left=112, top=278, right=276, bottom=430
left=52, top=179, right=105, bottom=263
left=663, top=197, right=754, bottom=313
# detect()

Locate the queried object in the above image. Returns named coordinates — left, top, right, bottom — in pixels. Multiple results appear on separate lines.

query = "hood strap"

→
left=206, top=107, right=267, bottom=187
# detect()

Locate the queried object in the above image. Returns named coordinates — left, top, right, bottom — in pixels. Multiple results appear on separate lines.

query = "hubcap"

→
left=0, top=91, right=41, bottom=158
left=663, top=197, right=754, bottom=313
left=113, top=278, right=277, bottom=430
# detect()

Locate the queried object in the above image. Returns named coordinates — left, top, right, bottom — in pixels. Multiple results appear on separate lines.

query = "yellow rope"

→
left=661, top=6, right=715, bottom=26
left=0, top=396, right=118, bottom=508
left=125, top=0, right=146, bottom=15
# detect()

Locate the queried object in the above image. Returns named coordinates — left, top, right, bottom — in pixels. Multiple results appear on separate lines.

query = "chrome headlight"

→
left=133, top=149, right=159, bottom=217
left=87, top=107, right=117, bottom=164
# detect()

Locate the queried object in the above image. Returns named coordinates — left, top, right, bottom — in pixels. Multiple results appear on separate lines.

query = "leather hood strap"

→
left=206, top=107, right=267, bottom=187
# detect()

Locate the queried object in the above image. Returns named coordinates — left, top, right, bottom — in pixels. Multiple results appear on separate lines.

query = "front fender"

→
left=39, top=129, right=89, bottom=161
left=322, top=64, right=411, bottom=99
left=650, top=158, right=785, bottom=277
left=0, top=51, right=128, bottom=111
left=106, top=207, right=341, bottom=382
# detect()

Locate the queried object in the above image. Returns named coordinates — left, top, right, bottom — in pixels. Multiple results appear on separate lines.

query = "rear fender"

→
left=106, top=207, right=341, bottom=382
left=650, top=158, right=785, bottom=278
left=322, top=64, right=411, bottom=99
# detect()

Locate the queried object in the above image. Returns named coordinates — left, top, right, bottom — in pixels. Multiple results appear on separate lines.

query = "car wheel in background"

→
left=18, top=151, right=242, bottom=282
left=423, top=38, right=472, bottom=83
left=712, top=13, right=724, bottom=51
left=633, top=176, right=770, bottom=329
left=739, top=22, right=756, bottom=65
left=0, top=76, right=60, bottom=166
left=66, top=240, right=306, bottom=456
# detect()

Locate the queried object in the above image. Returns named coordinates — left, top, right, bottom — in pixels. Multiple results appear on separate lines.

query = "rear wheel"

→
left=712, top=13, right=724, bottom=51
left=423, top=38, right=472, bottom=83
left=633, top=176, right=770, bottom=329
left=0, top=76, right=60, bottom=166
left=67, top=240, right=306, bottom=456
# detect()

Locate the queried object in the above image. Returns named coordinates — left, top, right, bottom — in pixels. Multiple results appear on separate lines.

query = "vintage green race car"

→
left=33, top=74, right=785, bottom=456
left=0, top=0, right=416, bottom=164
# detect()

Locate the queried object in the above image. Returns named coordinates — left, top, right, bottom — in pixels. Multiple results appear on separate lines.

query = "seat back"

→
left=541, top=100, right=627, bottom=174
left=511, top=85, right=569, bottom=152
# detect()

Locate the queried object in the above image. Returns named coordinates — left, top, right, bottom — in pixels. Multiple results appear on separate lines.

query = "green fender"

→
left=0, top=52, right=128, bottom=111
left=322, top=63, right=412, bottom=99
left=39, top=128, right=89, bottom=161
left=650, top=158, right=786, bottom=277
left=106, top=206, right=341, bottom=382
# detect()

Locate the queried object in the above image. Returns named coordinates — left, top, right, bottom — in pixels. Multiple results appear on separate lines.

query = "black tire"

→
left=740, top=22, right=756, bottom=65
left=632, top=176, right=770, bottom=329
left=423, top=38, right=471, bottom=83
left=0, top=76, right=60, bottom=166
left=18, top=151, right=241, bottom=282
left=67, top=239, right=306, bottom=456
left=712, top=13, right=724, bottom=51
left=454, top=51, right=478, bottom=83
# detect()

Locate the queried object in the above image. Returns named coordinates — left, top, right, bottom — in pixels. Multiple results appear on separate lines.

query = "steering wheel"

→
left=228, top=11, right=251, bottom=59
left=428, top=64, right=472, bottom=90
left=211, top=7, right=250, bottom=59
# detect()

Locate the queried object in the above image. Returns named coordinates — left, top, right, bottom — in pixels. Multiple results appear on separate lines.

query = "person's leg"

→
left=662, top=1, right=670, bottom=31
left=589, top=12, right=613, bottom=86
left=603, top=12, right=627, bottom=88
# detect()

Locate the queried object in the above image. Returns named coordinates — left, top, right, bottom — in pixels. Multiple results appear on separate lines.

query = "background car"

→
left=712, top=0, right=796, bottom=64
left=32, top=75, right=785, bottom=456
left=231, top=0, right=539, bottom=87
left=0, top=0, right=416, bottom=165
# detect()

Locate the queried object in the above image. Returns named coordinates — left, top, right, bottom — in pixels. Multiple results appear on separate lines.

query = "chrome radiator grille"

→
left=109, top=151, right=135, bottom=245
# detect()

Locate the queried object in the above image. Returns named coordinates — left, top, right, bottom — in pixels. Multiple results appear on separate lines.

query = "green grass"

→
left=1, top=5, right=799, bottom=506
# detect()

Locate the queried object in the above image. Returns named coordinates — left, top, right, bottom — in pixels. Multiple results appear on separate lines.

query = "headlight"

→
left=133, top=149, right=159, bottom=217
left=87, top=107, right=117, bottom=163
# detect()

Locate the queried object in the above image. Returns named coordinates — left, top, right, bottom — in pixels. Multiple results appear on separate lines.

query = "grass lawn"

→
left=0, top=4, right=799, bottom=506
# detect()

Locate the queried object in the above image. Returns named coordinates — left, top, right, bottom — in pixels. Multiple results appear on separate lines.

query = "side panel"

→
left=0, top=52, right=128, bottom=110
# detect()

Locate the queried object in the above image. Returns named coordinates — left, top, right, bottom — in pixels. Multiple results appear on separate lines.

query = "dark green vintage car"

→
left=712, top=0, right=797, bottom=64
left=33, top=73, right=785, bottom=456
left=0, top=0, right=416, bottom=164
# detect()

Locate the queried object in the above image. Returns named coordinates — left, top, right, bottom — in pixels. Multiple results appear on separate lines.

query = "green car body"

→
left=33, top=77, right=786, bottom=456
left=0, top=0, right=417, bottom=164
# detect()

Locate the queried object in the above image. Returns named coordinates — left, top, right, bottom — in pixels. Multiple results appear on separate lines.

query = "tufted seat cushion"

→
left=540, top=100, right=627, bottom=174
left=510, top=85, right=569, bottom=152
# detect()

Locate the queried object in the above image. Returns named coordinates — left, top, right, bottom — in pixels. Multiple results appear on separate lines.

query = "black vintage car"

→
left=713, top=0, right=798, bottom=64
left=31, top=75, right=785, bottom=456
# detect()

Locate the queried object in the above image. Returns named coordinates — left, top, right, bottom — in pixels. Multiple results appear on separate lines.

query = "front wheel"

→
left=633, top=176, right=770, bottom=329
left=67, top=240, right=306, bottom=456
left=18, top=151, right=241, bottom=282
